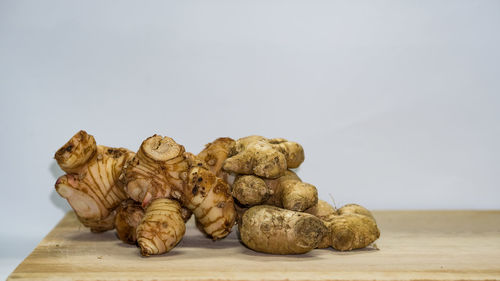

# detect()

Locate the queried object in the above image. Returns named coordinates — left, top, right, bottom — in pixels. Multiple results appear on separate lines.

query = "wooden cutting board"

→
left=8, top=211, right=500, bottom=281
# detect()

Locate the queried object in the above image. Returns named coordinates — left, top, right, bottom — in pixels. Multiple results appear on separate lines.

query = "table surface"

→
left=7, top=210, right=500, bottom=281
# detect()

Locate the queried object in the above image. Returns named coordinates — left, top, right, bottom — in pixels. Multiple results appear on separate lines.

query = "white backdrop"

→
left=1, top=0, right=499, bottom=278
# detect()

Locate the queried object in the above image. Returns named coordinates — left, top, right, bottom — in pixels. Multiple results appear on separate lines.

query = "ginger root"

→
left=232, top=170, right=318, bottom=212
left=303, top=199, right=336, bottom=220
left=114, top=199, right=145, bottom=244
left=53, top=132, right=380, bottom=256
left=122, top=135, right=189, bottom=207
left=223, top=136, right=304, bottom=179
left=305, top=200, right=380, bottom=251
left=54, top=131, right=134, bottom=232
left=239, top=205, right=328, bottom=254
left=123, top=135, right=236, bottom=240
left=136, top=198, right=186, bottom=256
left=115, top=199, right=192, bottom=246
left=184, top=165, right=236, bottom=239
left=197, top=137, right=235, bottom=180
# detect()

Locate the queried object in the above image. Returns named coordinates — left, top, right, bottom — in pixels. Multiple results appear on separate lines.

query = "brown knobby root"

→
left=338, top=203, right=376, bottom=220
left=122, top=135, right=189, bottom=207
left=223, top=136, right=305, bottom=179
left=114, top=200, right=191, bottom=246
left=197, top=137, right=235, bottom=180
left=54, top=130, right=134, bottom=232
left=184, top=163, right=236, bottom=239
left=303, top=199, right=336, bottom=220
left=267, top=138, right=305, bottom=168
left=122, top=135, right=236, bottom=241
left=232, top=170, right=318, bottom=212
left=136, top=198, right=186, bottom=256
left=305, top=200, right=380, bottom=251
left=239, top=205, right=328, bottom=255
left=115, top=200, right=145, bottom=244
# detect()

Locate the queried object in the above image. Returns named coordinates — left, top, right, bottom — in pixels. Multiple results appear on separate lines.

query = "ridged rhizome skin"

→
left=122, top=135, right=188, bottom=207
left=54, top=130, right=135, bottom=232
left=122, top=135, right=236, bottom=241
left=136, top=198, right=186, bottom=256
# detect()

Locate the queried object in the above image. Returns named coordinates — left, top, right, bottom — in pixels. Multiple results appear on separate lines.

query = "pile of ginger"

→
left=54, top=131, right=380, bottom=256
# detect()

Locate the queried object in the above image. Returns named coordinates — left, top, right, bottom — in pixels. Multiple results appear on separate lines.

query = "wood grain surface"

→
left=8, top=211, right=500, bottom=281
